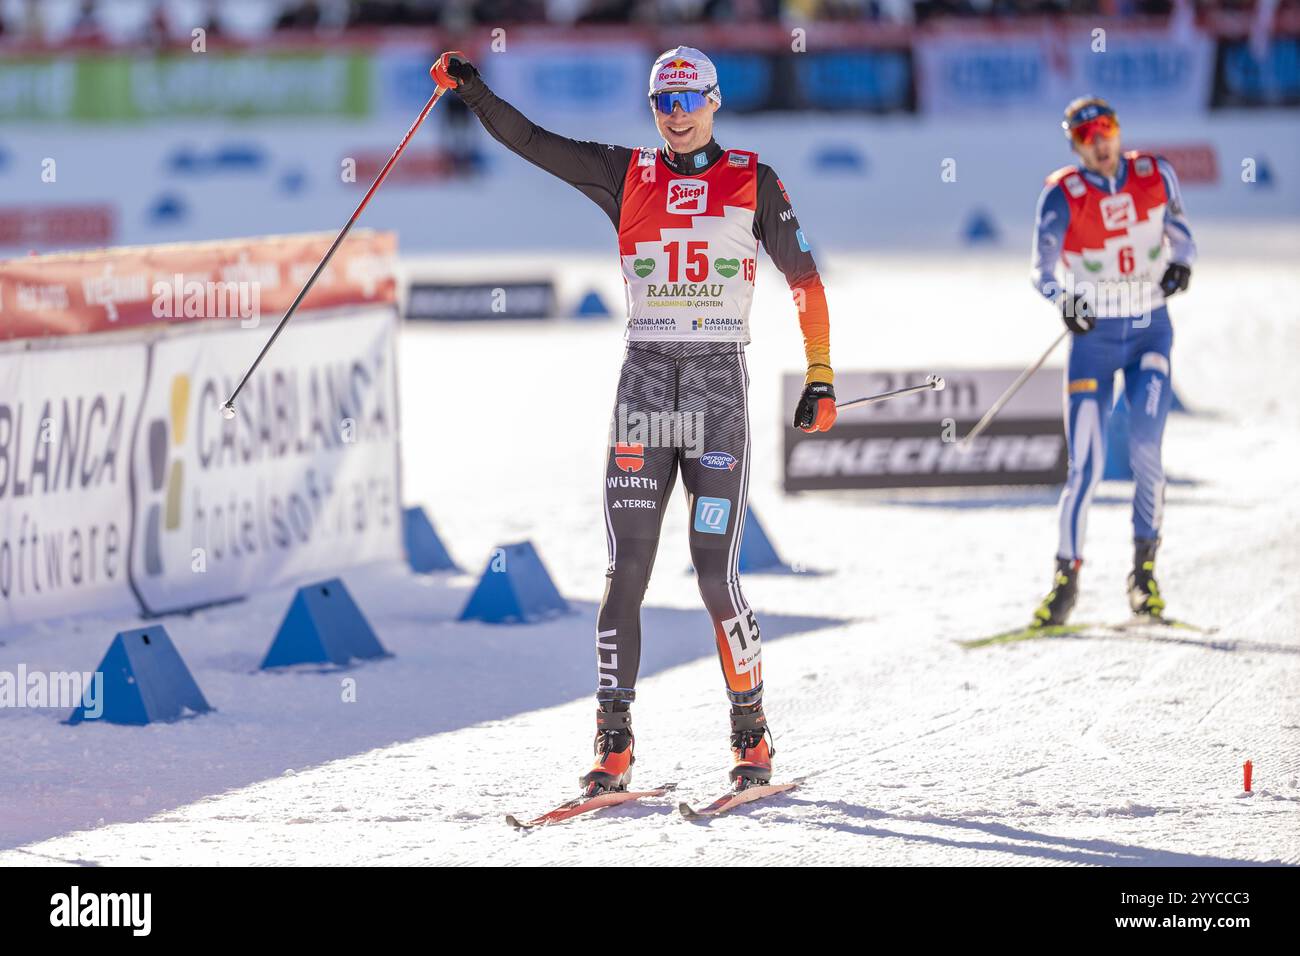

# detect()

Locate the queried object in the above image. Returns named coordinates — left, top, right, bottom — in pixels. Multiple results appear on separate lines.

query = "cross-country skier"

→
left=1029, top=97, right=1196, bottom=627
left=431, top=47, right=837, bottom=794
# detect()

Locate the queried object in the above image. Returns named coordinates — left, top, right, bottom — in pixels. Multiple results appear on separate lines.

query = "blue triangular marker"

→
left=403, top=505, right=460, bottom=573
left=459, top=541, right=570, bottom=624
left=148, top=194, right=187, bottom=224
left=67, top=626, right=211, bottom=726
left=167, top=147, right=202, bottom=173
left=214, top=143, right=266, bottom=171
left=738, top=505, right=789, bottom=573
left=574, top=290, right=610, bottom=318
left=812, top=145, right=865, bottom=173
left=279, top=168, right=307, bottom=195
left=261, top=578, right=389, bottom=669
left=963, top=209, right=1000, bottom=244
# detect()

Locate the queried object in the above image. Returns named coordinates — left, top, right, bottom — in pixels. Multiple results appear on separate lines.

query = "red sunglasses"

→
left=1070, top=114, right=1120, bottom=146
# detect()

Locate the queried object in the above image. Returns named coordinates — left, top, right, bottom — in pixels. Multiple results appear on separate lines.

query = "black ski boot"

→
left=729, top=704, right=774, bottom=788
left=1127, top=539, right=1166, bottom=618
left=1032, top=557, right=1081, bottom=627
left=579, top=700, right=634, bottom=795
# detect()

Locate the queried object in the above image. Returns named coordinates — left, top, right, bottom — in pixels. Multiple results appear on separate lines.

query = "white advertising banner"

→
left=0, top=342, right=148, bottom=628
left=128, top=307, right=402, bottom=615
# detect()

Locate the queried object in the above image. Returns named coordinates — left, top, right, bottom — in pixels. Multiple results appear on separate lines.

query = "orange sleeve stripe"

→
left=793, top=275, right=832, bottom=384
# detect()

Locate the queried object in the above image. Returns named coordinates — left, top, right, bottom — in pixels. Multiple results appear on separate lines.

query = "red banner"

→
left=0, top=205, right=116, bottom=248
left=1133, top=144, right=1220, bottom=186
left=0, top=230, right=397, bottom=341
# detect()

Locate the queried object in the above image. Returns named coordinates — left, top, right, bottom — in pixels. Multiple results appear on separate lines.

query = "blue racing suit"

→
left=1030, top=153, right=1195, bottom=560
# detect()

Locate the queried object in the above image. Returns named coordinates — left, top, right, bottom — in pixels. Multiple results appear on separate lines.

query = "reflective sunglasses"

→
left=650, top=85, right=716, bottom=114
left=1069, top=114, right=1119, bottom=146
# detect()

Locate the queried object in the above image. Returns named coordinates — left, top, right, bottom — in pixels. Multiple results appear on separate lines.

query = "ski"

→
left=679, top=779, right=803, bottom=820
left=505, top=783, right=675, bottom=829
left=958, top=622, right=1096, bottom=649
left=1110, top=616, right=1218, bottom=635
left=961, top=616, right=1218, bottom=649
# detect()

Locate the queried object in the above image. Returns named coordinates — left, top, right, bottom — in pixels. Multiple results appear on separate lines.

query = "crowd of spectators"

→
left=0, top=0, right=1287, bottom=44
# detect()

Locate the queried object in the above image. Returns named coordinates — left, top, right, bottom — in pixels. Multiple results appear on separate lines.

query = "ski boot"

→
left=579, top=701, right=634, bottom=796
left=729, top=704, right=774, bottom=790
left=1127, top=539, right=1166, bottom=618
left=1032, top=557, right=1081, bottom=628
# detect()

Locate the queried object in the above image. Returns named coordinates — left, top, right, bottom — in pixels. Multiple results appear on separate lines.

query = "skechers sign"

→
left=782, top=369, right=1067, bottom=490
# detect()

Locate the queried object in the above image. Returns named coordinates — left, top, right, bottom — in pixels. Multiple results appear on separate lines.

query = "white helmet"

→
left=648, top=46, right=722, bottom=107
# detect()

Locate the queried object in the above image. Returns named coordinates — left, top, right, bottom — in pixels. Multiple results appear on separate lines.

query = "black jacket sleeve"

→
left=752, top=163, right=821, bottom=288
left=752, top=163, right=832, bottom=379
left=455, top=73, right=634, bottom=229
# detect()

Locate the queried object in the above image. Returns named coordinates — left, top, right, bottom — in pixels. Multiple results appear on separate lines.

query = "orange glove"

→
left=431, top=51, right=475, bottom=90
left=793, top=381, right=837, bottom=432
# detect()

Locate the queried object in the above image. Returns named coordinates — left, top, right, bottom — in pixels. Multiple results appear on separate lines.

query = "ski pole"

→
left=958, top=329, right=1068, bottom=448
left=221, top=82, right=449, bottom=420
left=836, top=374, right=946, bottom=410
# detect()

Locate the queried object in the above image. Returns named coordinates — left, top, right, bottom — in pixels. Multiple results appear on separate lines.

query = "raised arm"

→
left=435, top=52, right=634, bottom=228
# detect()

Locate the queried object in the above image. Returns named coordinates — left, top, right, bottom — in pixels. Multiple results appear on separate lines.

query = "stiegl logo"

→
left=49, top=886, right=151, bottom=936
left=666, top=179, right=707, bottom=215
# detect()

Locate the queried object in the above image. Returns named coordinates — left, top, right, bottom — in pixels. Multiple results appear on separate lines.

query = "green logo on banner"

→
left=633, top=258, right=655, bottom=278
left=0, top=51, right=373, bottom=122
left=714, top=258, right=740, bottom=278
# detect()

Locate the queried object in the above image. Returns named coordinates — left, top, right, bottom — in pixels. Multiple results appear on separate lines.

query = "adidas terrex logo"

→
left=667, top=180, right=707, bottom=215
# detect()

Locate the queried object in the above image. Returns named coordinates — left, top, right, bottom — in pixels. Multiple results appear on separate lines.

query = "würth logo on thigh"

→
left=49, top=886, right=151, bottom=936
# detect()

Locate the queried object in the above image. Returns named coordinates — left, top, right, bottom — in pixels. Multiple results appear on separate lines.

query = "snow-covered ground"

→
left=2, top=231, right=1298, bottom=866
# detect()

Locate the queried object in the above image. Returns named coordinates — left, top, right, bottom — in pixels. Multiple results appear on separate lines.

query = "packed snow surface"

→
left=2, top=236, right=1297, bottom=865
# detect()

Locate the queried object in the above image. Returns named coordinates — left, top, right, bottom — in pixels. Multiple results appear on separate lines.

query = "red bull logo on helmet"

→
left=656, top=59, right=700, bottom=87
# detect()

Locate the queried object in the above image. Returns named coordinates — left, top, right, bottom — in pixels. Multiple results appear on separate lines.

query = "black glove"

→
left=1159, top=262, right=1191, bottom=298
left=1060, top=293, right=1095, bottom=334
left=793, top=381, right=837, bottom=432
left=432, top=51, right=479, bottom=91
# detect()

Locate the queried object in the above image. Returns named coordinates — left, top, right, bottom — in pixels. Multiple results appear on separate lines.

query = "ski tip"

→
left=504, top=814, right=532, bottom=830
left=677, top=801, right=699, bottom=819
